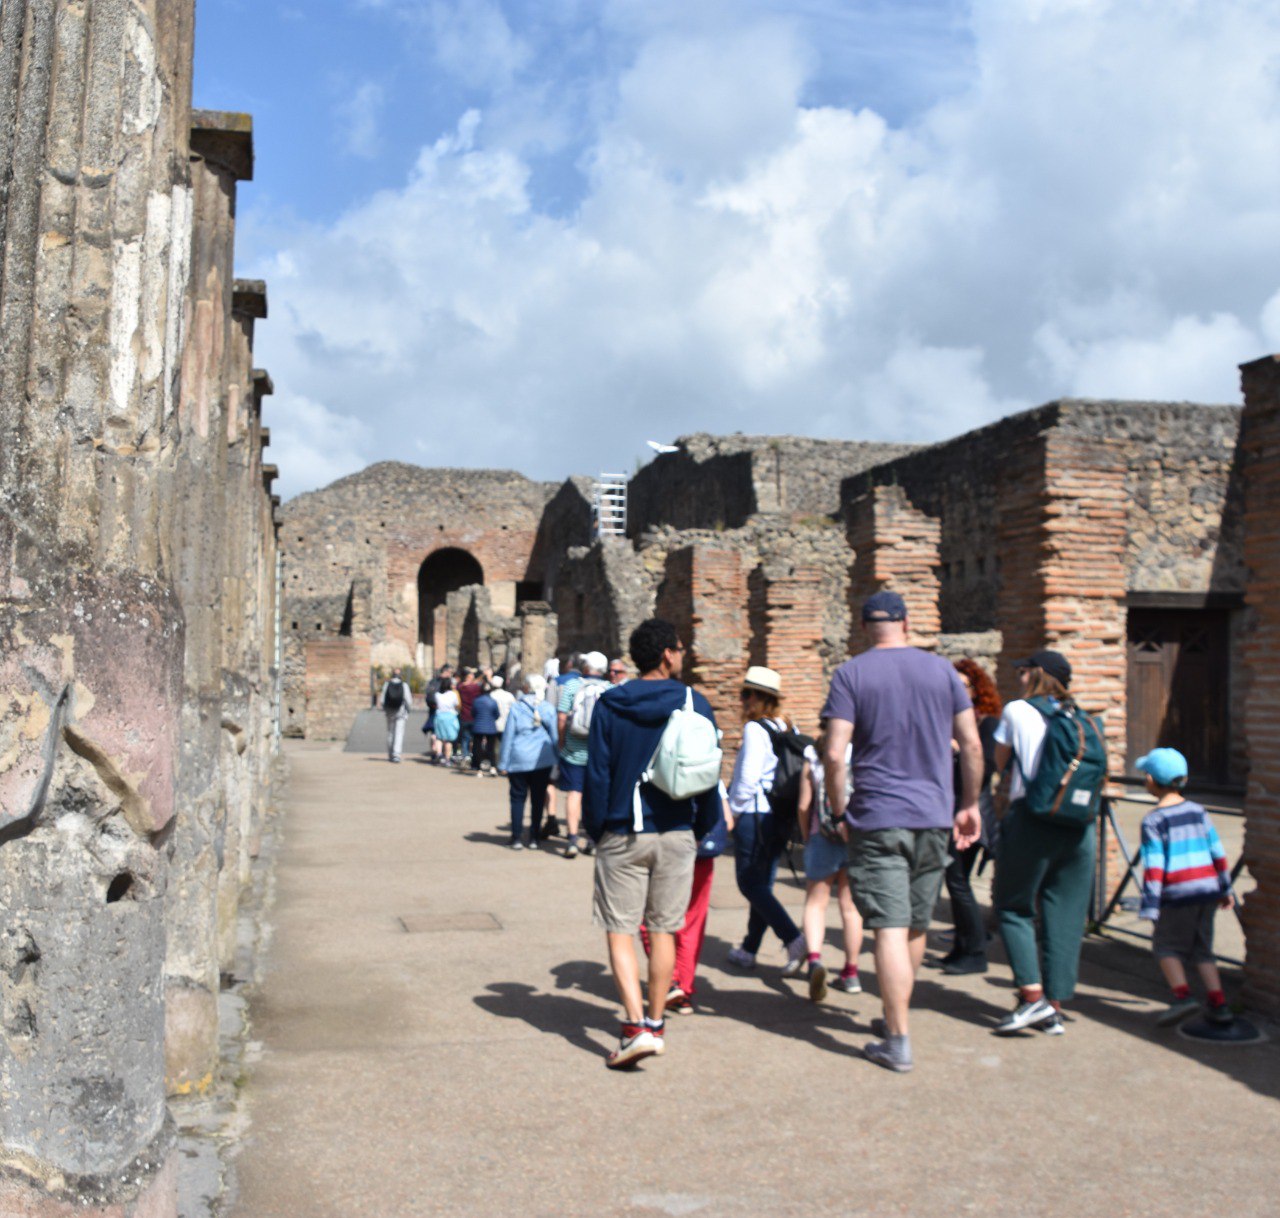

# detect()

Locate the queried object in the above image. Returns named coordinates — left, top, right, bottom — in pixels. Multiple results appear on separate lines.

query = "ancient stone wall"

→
left=280, top=464, right=560, bottom=732
left=1238, top=355, right=1280, bottom=1015
left=629, top=433, right=919, bottom=534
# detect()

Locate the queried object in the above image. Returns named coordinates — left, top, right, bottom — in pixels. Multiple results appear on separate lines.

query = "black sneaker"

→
left=940, top=954, right=988, bottom=975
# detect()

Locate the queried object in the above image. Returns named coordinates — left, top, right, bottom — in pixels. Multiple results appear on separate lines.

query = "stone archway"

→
left=417, top=548, right=484, bottom=648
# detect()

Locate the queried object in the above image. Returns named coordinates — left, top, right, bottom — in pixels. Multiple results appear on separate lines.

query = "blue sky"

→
left=194, top=1, right=1280, bottom=499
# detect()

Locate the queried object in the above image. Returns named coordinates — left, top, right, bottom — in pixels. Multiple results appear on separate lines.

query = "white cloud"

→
left=335, top=82, right=385, bottom=159
left=266, top=393, right=373, bottom=494
left=252, top=0, right=1280, bottom=499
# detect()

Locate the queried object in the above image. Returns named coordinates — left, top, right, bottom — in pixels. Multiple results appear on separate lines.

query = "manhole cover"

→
left=397, top=912, right=502, bottom=933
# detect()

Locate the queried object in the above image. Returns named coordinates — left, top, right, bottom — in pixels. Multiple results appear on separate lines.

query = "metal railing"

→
left=1090, top=781, right=1246, bottom=966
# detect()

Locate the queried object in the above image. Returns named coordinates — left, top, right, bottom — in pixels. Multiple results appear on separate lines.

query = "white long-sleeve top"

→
left=728, top=717, right=785, bottom=817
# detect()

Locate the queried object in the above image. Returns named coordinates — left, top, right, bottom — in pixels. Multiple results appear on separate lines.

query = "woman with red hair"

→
left=937, top=658, right=1003, bottom=974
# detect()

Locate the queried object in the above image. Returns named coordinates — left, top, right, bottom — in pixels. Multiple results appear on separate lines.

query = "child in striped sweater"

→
left=1136, top=748, right=1234, bottom=1028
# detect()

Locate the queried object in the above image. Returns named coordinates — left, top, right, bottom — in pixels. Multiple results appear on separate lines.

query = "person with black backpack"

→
left=378, top=668, right=414, bottom=763
left=725, top=666, right=808, bottom=976
left=991, top=649, right=1106, bottom=1037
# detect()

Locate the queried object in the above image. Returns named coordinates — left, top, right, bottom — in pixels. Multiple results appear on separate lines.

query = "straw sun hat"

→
left=741, top=666, right=782, bottom=697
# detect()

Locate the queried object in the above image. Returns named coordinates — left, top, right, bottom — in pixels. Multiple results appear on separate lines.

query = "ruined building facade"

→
left=0, top=5, right=279, bottom=1215
left=283, top=399, right=1280, bottom=1016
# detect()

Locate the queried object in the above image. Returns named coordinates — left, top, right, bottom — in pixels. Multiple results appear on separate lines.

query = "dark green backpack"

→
left=1021, top=696, right=1107, bottom=826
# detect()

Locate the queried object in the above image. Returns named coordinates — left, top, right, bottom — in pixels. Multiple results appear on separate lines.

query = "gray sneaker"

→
left=831, top=971, right=862, bottom=994
left=1040, top=1013, right=1066, bottom=1036
left=807, top=961, right=828, bottom=1003
left=993, top=997, right=1056, bottom=1035
left=863, top=1038, right=913, bottom=1073
left=1157, top=997, right=1201, bottom=1027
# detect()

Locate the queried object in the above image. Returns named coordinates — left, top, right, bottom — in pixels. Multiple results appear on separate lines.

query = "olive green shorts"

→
left=847, top=827, right=951, bottom=931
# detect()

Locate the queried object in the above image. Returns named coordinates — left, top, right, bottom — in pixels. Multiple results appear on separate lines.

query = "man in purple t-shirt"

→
left=822, top=590, right=983, bottom=1073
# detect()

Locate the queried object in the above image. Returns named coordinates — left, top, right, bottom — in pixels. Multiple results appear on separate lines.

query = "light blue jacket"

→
left=499, top=695, right=557, bottom=773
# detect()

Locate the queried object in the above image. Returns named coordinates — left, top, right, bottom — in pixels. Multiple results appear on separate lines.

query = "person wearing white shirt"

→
left=725, top=666, right=806, bottom=974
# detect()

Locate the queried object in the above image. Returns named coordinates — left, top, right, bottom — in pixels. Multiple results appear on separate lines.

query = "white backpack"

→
left=569, top=678, right=608, bottom=738
left=631, top=688, right=723, bottom=830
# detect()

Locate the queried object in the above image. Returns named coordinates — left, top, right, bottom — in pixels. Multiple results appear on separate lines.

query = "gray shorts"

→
left=1152, top=900, right=1218, bottom=963
left=592, top=829, right=697, bottom=935
left=847, top=827, right=950, bottom=931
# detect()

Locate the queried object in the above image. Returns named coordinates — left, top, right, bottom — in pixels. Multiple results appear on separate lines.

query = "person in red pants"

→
left=642, top=785, right=730, bottom=1014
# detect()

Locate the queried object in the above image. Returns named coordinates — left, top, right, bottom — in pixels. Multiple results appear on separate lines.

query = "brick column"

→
left=995, top=431, right=1128, bottom=771
left=752, top=566, right=826, bottom=735
left=846, top=484, right=942, bottom=652
left=1239, top=355, right=1280, bottom=1015
left=656, top=546, right=748, bottom=761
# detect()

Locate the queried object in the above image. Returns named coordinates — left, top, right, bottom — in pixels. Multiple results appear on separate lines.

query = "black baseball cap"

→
left=1014, top=648, right=1071, bottom=687
left=862, top=590, right=907, bottom=622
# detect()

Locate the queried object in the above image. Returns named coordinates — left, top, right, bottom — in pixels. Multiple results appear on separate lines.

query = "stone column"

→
left=163, top=109, right=252, bottom=1097
left=518, top=601, right=556, bottom=676
left=0, top=2, right=196, bottom=1213
left=1238, top=355, right=1280, bottom=1015
left=217, top=280, right=265, bottom=969
left=846, top=483, right=942, bottom=652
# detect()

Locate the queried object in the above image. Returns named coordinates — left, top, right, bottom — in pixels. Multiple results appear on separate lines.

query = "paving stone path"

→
left=229, top=742, right=1280, bottom=1217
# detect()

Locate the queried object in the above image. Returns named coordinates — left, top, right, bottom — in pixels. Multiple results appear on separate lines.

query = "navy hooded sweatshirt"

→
left=583, top=678, right=721, bottom=843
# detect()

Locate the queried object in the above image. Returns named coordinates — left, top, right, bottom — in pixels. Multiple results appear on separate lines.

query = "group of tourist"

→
left=569, top=594, right=1236, bottom=1071
left=386, top=592, right=1236, bottom=1072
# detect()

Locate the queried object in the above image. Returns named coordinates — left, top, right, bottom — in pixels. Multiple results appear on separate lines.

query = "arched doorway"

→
left=417, top=548, right=484, bottom=646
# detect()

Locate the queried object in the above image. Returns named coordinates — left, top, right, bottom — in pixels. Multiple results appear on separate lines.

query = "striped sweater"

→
left=1138, top=800, right=1232, bottom=920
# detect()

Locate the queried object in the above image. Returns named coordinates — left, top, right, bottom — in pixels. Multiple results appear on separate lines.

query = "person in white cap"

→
left=557, top=651, right=610, bottom=857
left=726, top=666, right=808, bottom=975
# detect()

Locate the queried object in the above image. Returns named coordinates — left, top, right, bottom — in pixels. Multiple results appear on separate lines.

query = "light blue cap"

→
left=1136, top=747, right=1188, bottom=787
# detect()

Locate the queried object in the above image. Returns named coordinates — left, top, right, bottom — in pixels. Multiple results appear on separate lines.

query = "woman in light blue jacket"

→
left=499, top=674, right=557, bottom=850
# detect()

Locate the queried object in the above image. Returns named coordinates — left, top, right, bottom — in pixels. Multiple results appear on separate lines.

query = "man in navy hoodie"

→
left=584, top=618, right=721, bottom=1069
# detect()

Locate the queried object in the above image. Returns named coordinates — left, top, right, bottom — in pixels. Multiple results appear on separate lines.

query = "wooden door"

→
left=1126, top=608, right=1229, bottom=782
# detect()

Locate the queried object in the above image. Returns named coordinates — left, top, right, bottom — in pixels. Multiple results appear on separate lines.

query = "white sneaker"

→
left=727, top=946, right=757, bottom=969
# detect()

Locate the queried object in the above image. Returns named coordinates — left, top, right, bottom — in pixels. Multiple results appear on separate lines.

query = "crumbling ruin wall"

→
left=280, top=464, right=559, bottom=734
left=629, top=433, right=920, bottom=533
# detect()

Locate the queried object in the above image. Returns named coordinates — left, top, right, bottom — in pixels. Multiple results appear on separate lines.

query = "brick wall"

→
left=846, top=483, right=942, bottom=653
left=304, top=638, right=372, bottom=741
left=1239, top=355, right=1280, bottom=1015
left=757, top=567, right=827, bottom=735
left=657, top=545, right=749, bottom=766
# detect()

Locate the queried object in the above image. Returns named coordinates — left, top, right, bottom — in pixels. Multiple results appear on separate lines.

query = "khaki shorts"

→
left=847, top=827, right=950, bottom=931
left=592, top=829, right=697, bottom=935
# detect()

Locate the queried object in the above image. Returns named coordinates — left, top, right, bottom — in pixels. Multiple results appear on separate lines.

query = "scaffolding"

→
left=594, top=473, right=628, bottom=540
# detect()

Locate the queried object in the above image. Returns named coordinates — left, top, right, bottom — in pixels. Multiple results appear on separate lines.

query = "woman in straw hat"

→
left=726, top=666, right=807, bottom=974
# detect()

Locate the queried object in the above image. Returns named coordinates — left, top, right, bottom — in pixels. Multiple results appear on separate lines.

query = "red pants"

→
left=640, top=856, right=715, bottom=996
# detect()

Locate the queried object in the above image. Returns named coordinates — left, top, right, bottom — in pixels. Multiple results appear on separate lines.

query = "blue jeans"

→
left=458, top=722, right=473, bottom=762
left=733, top=813, right=800, bottom=954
